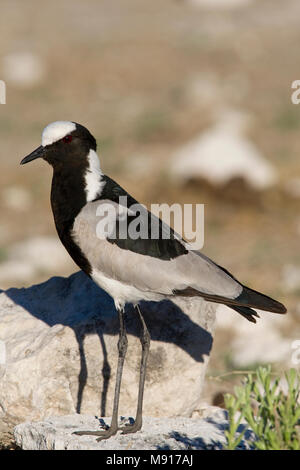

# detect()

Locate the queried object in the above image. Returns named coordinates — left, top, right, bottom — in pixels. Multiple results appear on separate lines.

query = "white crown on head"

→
left=42, top=121, right=76, bottom=146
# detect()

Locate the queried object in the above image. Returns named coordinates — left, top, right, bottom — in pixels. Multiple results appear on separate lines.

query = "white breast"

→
left=84, top=149, right=106, bottom=202
left=91, top=268, right=164, bottom=311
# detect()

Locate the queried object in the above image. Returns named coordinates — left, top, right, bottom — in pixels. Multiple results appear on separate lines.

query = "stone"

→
left=187, top=0, right=253, bottom=10
left=13, top=407, right=253, bottom=450
left=170, top=109, right=277, bottom=191
left=216, top=305, right=292, bottom=367
left=0, top=271, right=216, bottom=429
left=1, top=185, right=32, bottom=211
left=281, top=264, right=300, bottom=292
left=0, top=236, right=74, bottom=287
left=2, top=52, right=45, bottom=88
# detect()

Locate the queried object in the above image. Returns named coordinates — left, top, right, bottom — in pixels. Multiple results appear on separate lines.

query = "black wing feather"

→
left=94, top=175, right=188, bottom=260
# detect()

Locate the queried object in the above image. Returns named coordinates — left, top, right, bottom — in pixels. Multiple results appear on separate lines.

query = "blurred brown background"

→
left=0, top=0, right=299, bottom=405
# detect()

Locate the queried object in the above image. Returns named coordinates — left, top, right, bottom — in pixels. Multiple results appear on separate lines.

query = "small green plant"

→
left=224, top=366, right=300, bottom=450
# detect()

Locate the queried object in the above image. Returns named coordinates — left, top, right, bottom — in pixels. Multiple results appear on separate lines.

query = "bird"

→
left=21, top=121, right=287, bottom=440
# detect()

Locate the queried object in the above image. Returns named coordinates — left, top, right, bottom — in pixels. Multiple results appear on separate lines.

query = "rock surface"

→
left=0, top=271, right=216, bottom=428
left=14, top=407, right=252, bottom=450
left=2, top=51, right=45, bottom=88
left=188, top=0, right=253, bottom=10
left=216, top=305, right=292, bottom=367
left=170, top=109, right=277, bottom=191
left=0, top=236, right=74, bottom=288
left=282, top=264, right=300, bottom=292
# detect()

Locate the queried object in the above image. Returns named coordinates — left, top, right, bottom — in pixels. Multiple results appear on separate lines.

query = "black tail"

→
left=228, top=285, right=286, bottom=323
left=234, top=285, right=287, bottom=314
left=173, top=284, right=286, bottom=323
left=230, top=305, right=260, bottom=323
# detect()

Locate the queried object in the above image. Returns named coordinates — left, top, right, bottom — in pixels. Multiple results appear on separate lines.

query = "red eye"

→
left=63, top=135, right=72, bottom=143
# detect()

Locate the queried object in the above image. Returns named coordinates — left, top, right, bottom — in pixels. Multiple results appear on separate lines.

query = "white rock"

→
left=0, top=236, right=74, bottom=286
left=13, top=407, right=253, bottom=450
left=185, top=74, right=221, bottom=108
left=2, top=52, right=45, bottom=88
left=185, top=74, right=249, bottom=109
left=10, top=236, right=73, bottom=273
left=282, top=264, right=300, bottom=292
left=170, top=109, right=277, bottom=190
left=0, top=260, right=35, bottom=285
left=0, top=271, right=216, bottom=426
left=188, top=0, right=253, bottom=10
left=1, top=186, right=32, bottom=211
left=216, top=305, right=291, bottom=367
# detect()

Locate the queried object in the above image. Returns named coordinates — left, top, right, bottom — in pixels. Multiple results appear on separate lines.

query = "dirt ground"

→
left=0, top=0, right=300, bottom=448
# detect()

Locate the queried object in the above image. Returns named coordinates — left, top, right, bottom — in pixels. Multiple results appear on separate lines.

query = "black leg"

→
left=120, top=304, right=150, bottom=435
left=74, top=308, right=128, bottom=441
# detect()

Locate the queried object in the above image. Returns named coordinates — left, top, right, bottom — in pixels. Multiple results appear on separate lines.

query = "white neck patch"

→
left=84, top=149, right=105, bottom=201
left=42, top=121, right=76, bottom=146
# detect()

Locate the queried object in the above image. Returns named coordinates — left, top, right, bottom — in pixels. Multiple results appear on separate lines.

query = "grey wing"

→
left=72, top=200, right=242, bottom=300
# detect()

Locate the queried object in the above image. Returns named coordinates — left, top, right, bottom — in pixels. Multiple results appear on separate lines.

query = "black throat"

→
left=50, top=163, right=92, bottom=275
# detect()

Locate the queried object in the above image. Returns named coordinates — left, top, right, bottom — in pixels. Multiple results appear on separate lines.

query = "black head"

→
left=20, top=121, right=97, bottom=169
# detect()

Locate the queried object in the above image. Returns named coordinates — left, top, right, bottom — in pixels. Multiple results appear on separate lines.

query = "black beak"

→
left=20, top=145, right=45, bottom=165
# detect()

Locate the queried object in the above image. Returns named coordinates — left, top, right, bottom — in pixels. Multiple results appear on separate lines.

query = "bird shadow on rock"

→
left=157, top=430, right=223, bottom=450
left=156, top=423, right=253, bottom=450
left=3, top=271, right=213, bottom=416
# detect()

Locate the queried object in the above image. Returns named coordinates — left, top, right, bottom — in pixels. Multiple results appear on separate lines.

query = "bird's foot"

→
left=118, top=419, right=142, bottom=435
left=73, top=422, right=118, bottom=441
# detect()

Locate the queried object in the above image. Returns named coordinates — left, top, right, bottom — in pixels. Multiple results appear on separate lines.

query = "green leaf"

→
left=224, top=366, right=300, bottom=450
